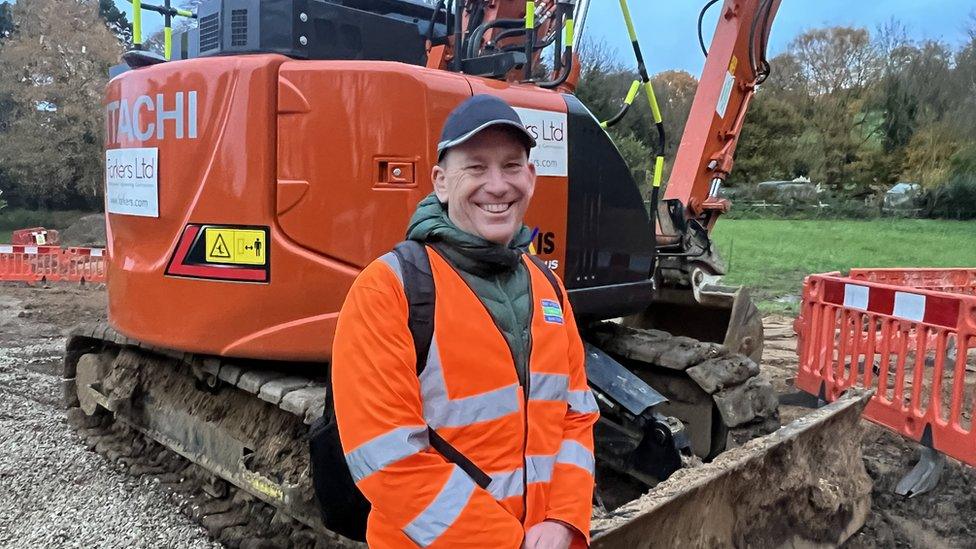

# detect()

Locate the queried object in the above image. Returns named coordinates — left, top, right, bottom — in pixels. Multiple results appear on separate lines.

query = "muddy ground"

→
left=0, top=285, right=974, bottom=547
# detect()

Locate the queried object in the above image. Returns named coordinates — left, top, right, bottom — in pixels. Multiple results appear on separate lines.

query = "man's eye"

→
left=466, top=164, right=487, bottom=172
left=505, top=162, right=522, bottom=170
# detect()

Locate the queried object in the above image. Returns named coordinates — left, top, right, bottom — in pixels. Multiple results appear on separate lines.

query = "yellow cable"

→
left=132, top=0, right=142, bottom=46
left=525, top=1, right=535, bottom=28
left=617, top=0, right=638, bottom=41
left=164, top=26, right=172, bottom=60
left=625, top=80, right=640, bottom=105
left=653, top=156, right=664, bottom=187
left=643, top=81, right=663, bottom=124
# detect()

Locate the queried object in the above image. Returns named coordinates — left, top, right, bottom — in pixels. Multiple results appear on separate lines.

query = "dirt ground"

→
left=763, top=315, right=976, bottom=548
left=1, top=285, right=974, bottom=547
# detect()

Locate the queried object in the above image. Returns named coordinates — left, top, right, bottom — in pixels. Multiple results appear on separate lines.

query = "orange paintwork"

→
left=105, top=55, right=569, bottom=362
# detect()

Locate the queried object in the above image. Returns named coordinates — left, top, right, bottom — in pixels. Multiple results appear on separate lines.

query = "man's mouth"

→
left=477, top=202, right=514, bottom=214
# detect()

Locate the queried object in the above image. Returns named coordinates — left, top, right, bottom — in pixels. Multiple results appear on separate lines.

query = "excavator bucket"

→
left=627, top=274, right=765, bottom=365
left=591, top=389, right=874, bottom=548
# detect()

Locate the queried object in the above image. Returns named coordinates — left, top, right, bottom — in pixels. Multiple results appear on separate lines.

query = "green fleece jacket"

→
left=406, top=193, right=534, bottom=386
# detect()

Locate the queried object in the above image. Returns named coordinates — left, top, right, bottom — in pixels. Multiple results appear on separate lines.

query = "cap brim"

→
left=437, top=120, right=537, bottom=158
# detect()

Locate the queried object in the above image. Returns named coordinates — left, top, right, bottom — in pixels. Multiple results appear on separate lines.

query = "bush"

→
left=0, top=208, right=96, bottom=242
left=925, top=177, right=976, bottom=220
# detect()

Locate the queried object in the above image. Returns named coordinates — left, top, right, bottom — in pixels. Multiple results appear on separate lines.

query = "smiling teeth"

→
left=480, top=203, right=511, bottom=213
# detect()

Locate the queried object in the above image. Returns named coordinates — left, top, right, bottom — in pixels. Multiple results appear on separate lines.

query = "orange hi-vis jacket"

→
left=332, top=245, right=600, bottom=548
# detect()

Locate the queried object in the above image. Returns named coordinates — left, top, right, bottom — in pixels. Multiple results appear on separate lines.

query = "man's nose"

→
left=482, top=165, right=510, bottom=194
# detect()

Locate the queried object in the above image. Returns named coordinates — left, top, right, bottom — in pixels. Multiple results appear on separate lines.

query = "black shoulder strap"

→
left=392, top=240, right=435, bottom=376
left=526, top=254, right=565, bottom=308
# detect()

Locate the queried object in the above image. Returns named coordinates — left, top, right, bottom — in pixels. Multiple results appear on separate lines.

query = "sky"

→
left=5, top=0, right=969, bottom=76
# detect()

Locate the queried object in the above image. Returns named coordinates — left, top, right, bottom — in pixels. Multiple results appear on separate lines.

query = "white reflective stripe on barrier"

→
left=91, top=249, right=104, bottom=257
left=24, top=246, right=38, bottom=255
left=893, top=291, right=926, bottom=322
left=0, top=245, right=12, bottom=254
left=843, top=284, right=869, bottom=310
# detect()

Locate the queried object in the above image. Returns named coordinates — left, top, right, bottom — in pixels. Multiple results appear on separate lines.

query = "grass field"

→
left=714, top=219, right=976, bottom=313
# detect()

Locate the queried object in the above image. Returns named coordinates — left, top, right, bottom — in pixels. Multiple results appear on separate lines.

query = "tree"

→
left=98, top=0, right=132, bottom=45
left=0, top=0, right=121, bottom=209
left=730, top=94, right=807, bottom=185
left=782, top=27, right=883, bottom=190
left=0, top=2, right=13, bottom=41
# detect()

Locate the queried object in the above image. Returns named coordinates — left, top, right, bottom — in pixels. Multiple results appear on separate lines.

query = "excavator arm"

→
left=666, top=0, right=783, bottom=230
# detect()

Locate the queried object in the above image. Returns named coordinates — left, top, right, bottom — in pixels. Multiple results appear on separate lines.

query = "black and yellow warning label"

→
left=204, top=228, right=267, bottom=265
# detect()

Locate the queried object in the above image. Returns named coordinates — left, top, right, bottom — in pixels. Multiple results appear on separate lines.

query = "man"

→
left=332, top=95, right=599, bottom=548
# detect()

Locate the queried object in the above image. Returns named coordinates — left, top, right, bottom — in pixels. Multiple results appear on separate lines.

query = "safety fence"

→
left=11, top=227, right=60, bottom=246
left=794, top=269, right=976, bottom=467
left=0, top=245, right=107, bottom=283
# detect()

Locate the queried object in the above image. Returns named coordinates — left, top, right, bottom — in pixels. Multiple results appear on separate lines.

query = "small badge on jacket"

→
left=541, top=299, right=564, bottom=324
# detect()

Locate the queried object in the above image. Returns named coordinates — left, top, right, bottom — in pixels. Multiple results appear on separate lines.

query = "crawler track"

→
left=588, top=322, right=780, bottom=459
left=63, top=321, right=359, bottom=548
left=63, top=320, right=780, bottom=547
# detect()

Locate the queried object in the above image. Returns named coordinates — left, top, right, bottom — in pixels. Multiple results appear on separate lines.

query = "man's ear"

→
left=432, top=163, right=449, bottom=203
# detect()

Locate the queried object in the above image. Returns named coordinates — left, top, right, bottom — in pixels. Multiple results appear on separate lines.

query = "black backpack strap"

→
left=390, top=240, right=491, bottom=490
left=392, top=240, right=435, bottom=376
left=526, top=254, right=565, bottom=308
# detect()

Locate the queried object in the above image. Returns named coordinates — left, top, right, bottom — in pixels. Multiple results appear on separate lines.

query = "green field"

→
left=715, top=219, right=976, bottom=314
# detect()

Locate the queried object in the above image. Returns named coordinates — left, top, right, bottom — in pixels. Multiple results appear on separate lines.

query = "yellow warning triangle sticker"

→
left=210, top=234, right=231, bottom=259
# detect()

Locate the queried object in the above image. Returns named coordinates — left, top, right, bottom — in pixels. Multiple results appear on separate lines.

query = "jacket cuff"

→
left=544, top=518, right=589, bottom=548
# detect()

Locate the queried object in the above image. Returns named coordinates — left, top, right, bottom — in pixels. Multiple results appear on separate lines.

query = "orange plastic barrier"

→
left=11, top=227, right=60, bottom=246
left=0, top=245, right=107, bottom=283
left=795, top=269, right=976, bottom=467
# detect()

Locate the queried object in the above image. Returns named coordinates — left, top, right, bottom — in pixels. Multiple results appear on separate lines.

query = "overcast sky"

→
left=40, top=0, right=976, bottom=76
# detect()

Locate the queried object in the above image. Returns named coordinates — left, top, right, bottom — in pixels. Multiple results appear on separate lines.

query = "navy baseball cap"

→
left=437, top=95, right=537, bottom=160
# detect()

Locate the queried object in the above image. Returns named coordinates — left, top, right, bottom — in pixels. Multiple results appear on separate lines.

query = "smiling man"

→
left=332, top=95, right=599, bottom=548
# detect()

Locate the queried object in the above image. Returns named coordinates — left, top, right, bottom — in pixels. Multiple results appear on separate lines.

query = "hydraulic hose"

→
left=616, top=0, right=667, bottom=251
left=537, top=4, right=576, bottom=89
left=601, top=80, right=640, bottom=128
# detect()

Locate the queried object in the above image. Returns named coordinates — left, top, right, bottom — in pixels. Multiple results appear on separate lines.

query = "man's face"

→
left=432, top=126, right=536, bottom=245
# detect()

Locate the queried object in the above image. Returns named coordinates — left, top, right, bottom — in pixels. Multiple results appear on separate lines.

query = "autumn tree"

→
left=0, top=0, right=121, bottom=208
left=787, top=27, right=882, bottom=190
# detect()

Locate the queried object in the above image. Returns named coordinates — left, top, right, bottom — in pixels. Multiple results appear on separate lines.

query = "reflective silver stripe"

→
left=403, top=466, right=476, bottom=547
left=526, top=454, right=556, bottom=484
left=421, top=337, right=521, bottom=429
left=487, top=468, right=524, bottom=500
left=529, top=372, right=568, bottom=402
left=567, top=389, right=599, bottom=414
left=556, top=440, right=595, bottom=474
left=379, top=252, right=403, bottom=284
left=344, top=426, right=429, bottom=483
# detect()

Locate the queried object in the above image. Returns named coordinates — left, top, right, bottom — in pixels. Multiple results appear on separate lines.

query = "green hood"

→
left=406, top=192, right=533, bottom=275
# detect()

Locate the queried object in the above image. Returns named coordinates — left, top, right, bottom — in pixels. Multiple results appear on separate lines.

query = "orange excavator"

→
left=66, top=0, right=872, bottom=546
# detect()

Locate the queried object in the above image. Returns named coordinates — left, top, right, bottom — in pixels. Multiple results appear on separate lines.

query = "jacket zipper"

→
left=522, top=257, right=533, bottom=522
